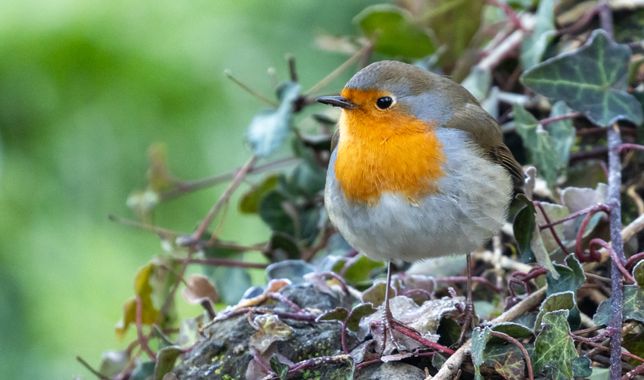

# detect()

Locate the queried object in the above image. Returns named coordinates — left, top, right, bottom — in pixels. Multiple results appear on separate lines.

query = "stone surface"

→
left=356, top=362, right=426, bottom=380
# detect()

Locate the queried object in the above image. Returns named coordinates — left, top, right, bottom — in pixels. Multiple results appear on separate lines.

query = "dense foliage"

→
left=87, top=1, right=643, bottom=379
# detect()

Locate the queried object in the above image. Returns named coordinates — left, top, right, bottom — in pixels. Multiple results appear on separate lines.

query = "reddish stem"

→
left=391, top=321, right=455, bottom=356
left=490, top=331, right=534, bottom=380
left=619, top=143, right=644, bottom=154
left=539, top=204, right=610, bottom=230
left=625, top=252, right=644, bottom=271
left=535, top=201, right=569, bottom=254
left=574, top=208, right=610, bottom=263
left=135, top=296, right=157, bottom=361
left=589, top=239, right=635, bottom=283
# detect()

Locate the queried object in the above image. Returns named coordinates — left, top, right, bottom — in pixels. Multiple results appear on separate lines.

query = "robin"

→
left=317, top=60, right=524, bottom=347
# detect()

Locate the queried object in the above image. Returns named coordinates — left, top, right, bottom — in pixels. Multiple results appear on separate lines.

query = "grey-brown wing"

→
left=330, top=129, right=340, bottom=153
left=490, top=144, right=525, bottom=194
left=444, top=103, right=524, bottom=194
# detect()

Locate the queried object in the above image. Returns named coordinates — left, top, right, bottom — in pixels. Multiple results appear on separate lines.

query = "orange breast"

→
left=334, top=106, right=445, bottom=204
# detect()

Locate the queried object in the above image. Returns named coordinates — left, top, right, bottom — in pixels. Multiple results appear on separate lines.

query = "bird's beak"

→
left=316, top=95, right=356, bottom=109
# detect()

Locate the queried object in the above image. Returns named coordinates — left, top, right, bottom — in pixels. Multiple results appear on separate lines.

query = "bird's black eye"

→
left=376, top=96, right=393, bottom=110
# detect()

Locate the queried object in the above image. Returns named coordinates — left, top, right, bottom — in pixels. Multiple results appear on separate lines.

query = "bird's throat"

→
left=334, top=111, right=445, bottom=204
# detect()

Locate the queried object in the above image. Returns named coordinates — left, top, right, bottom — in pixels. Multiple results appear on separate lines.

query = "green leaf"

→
left=341, top=255, right=385, bottom=286
left=513, top=104, right=560, bottom=185
left=589, top=367, right=610, bottom=380
left=259, top=190, right=295, bottom=235
left=571, top=356, right=592, bottom=378
left=594, top=284, right=644, bottom=325
left=520, top=0, right=556, bottom=69
left=633, top=260, right=644, bottom=287
left=424, top=0, right=483, bottom=68
left=533, top=310, right=577, bottom=380
left=346, top=303, right=377, bottom=332
left=266, top=260, right=315, bottom=284
left=521, top=30, right=643, bottom=126
left=548, top=101, right=576, bottom=175
left=246, top=82, right=300, bottom=157
left=239, top=175, right=280, bottom=214
left=267, top=232, right=301, bottom=261
left=471, top=326, right=492, bottom=380
left=288, top=161, right=326, bottom=197
left=130, top=361, right=155, bottom=380
left=361, top=282, right=386, bottom=306
left=483, top=344, right=526, bottom=380
left=316, top=307, right=349, bottom=323
left=153, top=346, right=182, bottom=380
left=491, top=322, right=533, bottom=339
left=547, top=255, right=586, bottom=295
left=513, top=194, right=557, bottom=276
left=354, top=4, right=435, bottom=58
left=623, top=284, right=644, bottom=323
left=535, top=291, right=575, bottom=330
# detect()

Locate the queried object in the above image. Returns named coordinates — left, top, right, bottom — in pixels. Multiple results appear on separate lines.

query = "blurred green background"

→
left=0, top=1, right=373, bottom=378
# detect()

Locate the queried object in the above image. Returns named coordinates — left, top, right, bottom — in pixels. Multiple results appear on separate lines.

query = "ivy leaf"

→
left=522, top=29, right=643, bottom=127
left=521, top=0, right=556, bottom=69
left=130, top=361, right=155, bottom=380
left=594, top=284, right=644, bottom=325
left=513, top=104, right=560, bottom=186
left=572, top=356, right=592, bottom=378
left=533, top=310, right=577, bottom=380
left=633, top=260, right=644, bottom=287
left=246, top=82, right=300, bottom=157
left=115, top=263, right=161, bottom=337
left=153, top=346, right=183, bottom=380
left=513, top=194, right=557, bottom=276
left=483, top=344, right=526, bottom=380
left=266, top=260, right=315, bottom=284
left=354, top=4, right=435, bottom=58
left=340, top=254, right=385, bottom=287
left=424, top=0, right=483, bottom=69
left=535, top=291, right=575, bottom=330
left=491, top=322, right=533, bottom=339
left=623, top=285, right=644, bottom=323
left=346, top=303, right=377, bottom=332
left=239, top=175, right=280, bottom=214
left=548, top=102, right=576, bottom=176
left=547, top=255, right=586, bottom=295
left=471, top=326, right=492, bottom=380
left=269, top=355, right=290, bottom=380
left=316, top=307, right=349, bottom=323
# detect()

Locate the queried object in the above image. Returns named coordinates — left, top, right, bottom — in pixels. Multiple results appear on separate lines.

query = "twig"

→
left=622, top=215, right=644, bottom=243
left=589, top=239, right=635, bottom=283
left=223, top=70, right=278, bottom=106
left=433, top=287, right=546, bottom=380
left=76, top=356, right=109, bottom=380
left=160, top=156, right=298, bottom=201
left=619, top=143, right=644, bottom=154
left=623, top=362, right=644, bottom=380
left=606, top=120, right=626, bottom=379
left=181, top=257, right=267, bottom=270
left=135, top=296, right=157, bottom=361
left=535, top=202, right=569, bottom=254
left=478, top=14, right=534, bottom=71
left=473, top=250, right=532, bottom=273
left=540, top=112, right=582, bottom=126
left=191, top=155, right=258, bottom=242
left=286, top=54, right=298, bottom=82
left=108, top=214, right=183, bottom=239
left=304, top=43, right=372, bottom=96
left=626, top=186, right=644, bottom=215
left=391, top=321, right=456, bottom=356
left=489, top=331, right=534, bottom=380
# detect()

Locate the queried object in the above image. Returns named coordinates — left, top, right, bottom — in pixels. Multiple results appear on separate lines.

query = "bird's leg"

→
left=457, top=252, right=476, bottom=344
left=381, top=261, right=402, bottom=352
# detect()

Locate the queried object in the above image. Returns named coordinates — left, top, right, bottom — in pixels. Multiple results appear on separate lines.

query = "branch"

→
left=433, top=287, right=546, bottom=380
left=191, top=155, right=258, bottom=242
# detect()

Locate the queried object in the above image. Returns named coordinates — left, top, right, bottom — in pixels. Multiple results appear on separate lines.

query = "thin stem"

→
left=135, top=296, right=157, bottom=361
left=589, top=239, right=635, bottom=283
left=191, top=155, right=258, bottom=242
left=286, top=54, right=298, bottom=82
left=160, top=156, right=297, bottom=201
left=539, top=203, right=609, bottom=230
left=534, top=202, right=569, bottom=254
left=607, top=121, right=626, bottom=379
left=623, top=362, right=644, bottom=380
left=76, top=356, right=109, bottom=380
left=391, top=321, right=455, bottom=356
left=540, top=112, right=582, bottom=126
left=181, top=257, right=267, bottom=270
left=304, top=43, right=372, bottom=96
left=619, top=143, right=644, bottom=154
left=489, top=331, right=534, bottom=380
left=108, top=214, right=183, bottom=239
left=224, top=70, right=278, bottom=106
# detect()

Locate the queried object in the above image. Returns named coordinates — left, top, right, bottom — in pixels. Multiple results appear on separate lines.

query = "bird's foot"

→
left=380, top=307, right=403, bottom=354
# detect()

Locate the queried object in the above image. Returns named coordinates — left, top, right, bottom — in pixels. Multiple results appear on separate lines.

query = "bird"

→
left=317, top=60, right=524, bottom=348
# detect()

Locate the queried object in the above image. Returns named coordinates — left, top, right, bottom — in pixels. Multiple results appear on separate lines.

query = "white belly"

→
left=324, top=128, right=512, bottom=262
